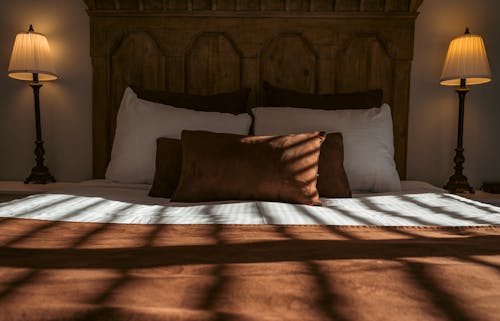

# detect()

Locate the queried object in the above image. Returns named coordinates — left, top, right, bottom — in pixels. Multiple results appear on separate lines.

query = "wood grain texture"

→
left=260, top=34, right=317, bottom=94
left=185, top=33, right=242, bottom=94
left=84, top=1, right=423, bottom=179
left=335, top=35, right=392, bottom=96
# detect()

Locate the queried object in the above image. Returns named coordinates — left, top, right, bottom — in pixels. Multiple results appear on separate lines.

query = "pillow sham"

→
left=263, top=81, right=383, bottom=109
left=149, top=133, right=350, bottom=199
left=252, top=104, right=401, bottom=192
left=172, top=130, right=325, bottom=205
left=148, top=138, right=182, bottom=198
left=131, top=86, right=250, bottom=115
left=105, top=87, right=252, bottom=184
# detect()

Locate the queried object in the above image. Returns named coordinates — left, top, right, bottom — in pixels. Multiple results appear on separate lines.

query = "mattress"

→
left=0, top=180, right=499, bottom=226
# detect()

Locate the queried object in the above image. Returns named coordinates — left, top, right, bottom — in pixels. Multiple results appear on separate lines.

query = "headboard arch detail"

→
left=260, top=33, right=319, bottom=95
left=335, top=34, right=393, bottom=93
left=185, top=32, right=243, bottom=95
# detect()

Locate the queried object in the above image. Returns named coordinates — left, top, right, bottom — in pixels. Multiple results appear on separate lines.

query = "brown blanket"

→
left=0, top=218, right=499, bottom=321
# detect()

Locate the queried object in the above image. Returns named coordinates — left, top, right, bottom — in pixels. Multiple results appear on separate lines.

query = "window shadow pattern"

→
left=0, top=192, right=500, bottom=320
left=0, top=219, right=499, bottom=320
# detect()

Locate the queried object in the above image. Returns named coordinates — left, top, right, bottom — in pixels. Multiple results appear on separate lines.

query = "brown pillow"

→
left=172, top=130, right=325, bottom=205
left=149, top=138, right=182, bottom=198
left=263, top=81, right=383, bottom=109
left=131, top=86, right=250, bottom=115
left=317, top=133, right=351, bottom=198
left=149, top=133, right=351, bottom=199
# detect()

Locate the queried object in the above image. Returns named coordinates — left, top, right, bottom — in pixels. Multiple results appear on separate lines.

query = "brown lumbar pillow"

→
left=263, top=81, right=383, bottom=109
left=172, top=130, right=325, bottom=205
left=130, top=86, right=250, bottom=115
left=149, top=138, right=182, bottom=198
left=149, top=133, right=351, bottom=200
left=317, top=133, right=351, bottom=198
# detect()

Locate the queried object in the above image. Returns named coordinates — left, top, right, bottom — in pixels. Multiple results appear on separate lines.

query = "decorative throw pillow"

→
left=149, top=138, right=182, bottom=198
left=105, top=87, right=252, bottom=184
left=317, top=133, right=351, bottom=198
left=172, top=130, right=326, bottom=205
left=131, top=86, right=250, bottom=115
left=263, top=81, right=383, bottom=109
left=253, top=104, right=401, bottom=192
left=149, top=133, right=350, bottom=199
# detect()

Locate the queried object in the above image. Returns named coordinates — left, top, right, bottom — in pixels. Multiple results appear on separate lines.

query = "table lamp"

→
left=440, top=28, right=491, bottom=193
left=8, top=25, right=58, bottom=184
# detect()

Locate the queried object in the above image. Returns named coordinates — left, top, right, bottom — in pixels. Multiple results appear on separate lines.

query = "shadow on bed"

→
left=0, top=206, right=499, bottom=321
left=1, top=235, right=499, bottom=269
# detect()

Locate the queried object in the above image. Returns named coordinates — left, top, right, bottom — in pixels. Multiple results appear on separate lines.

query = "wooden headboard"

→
left=84, top=0, right=423, bottom=179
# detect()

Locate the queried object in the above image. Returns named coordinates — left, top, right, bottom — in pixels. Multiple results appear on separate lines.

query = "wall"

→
left=0, top=0, right=91, bottom=182
left=0, top=0, right=498, bottom=187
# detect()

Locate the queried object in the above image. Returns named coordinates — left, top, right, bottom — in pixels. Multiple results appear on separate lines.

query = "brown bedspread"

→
left=0, top=218, right=499, bottom=321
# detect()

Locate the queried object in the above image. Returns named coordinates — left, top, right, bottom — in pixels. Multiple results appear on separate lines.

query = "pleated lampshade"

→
left=440, top=30, right=491, bottom=86
left=8, top=26, right=58, bottom=81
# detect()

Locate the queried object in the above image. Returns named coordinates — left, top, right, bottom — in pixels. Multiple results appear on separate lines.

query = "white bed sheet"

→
left=0, top=180, right=499, bottom=226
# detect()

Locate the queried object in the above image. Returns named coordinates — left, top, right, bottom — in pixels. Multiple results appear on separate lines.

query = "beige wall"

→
left=0, top=0, right=498, bottom=187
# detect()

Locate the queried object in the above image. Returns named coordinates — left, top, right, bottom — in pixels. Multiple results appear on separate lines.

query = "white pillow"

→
left=106, top=87, right=252, bottom=184
left=252, top=104, right=401, bottom=192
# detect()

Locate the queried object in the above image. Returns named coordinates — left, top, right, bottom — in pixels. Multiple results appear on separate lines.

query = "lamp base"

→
left=25, top=165, right=55, bottom=184
left=24, top=138, right=55, bottom=184
left=444, top=82, right=474, bottom=195
left=444, top=174, right=474, bottom=194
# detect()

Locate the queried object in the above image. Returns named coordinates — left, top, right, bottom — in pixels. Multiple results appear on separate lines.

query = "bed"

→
left=1, top=181, right=499, bottom=321
left=1, top=0, right=500, bottom=320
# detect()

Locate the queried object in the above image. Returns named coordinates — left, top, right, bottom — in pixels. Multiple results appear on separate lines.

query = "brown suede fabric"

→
left=317, top=133, right=352, bottom=198
left=263, top=81, right=383, bottom=109
left=1, top=219, right=499, bottom=321
left=131, top=86, right=250, bottom=115
left=148, top=138, right=182, bottom=198
left=172, top=130, right=325, bottom=205
left=150, top=133, right=350, bottom=199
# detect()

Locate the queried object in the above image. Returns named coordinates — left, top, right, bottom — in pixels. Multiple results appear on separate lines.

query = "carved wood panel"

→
left=260, top=34, right=318, bottom=94
left=335, top=36, right=392, bottom=100
left=185, top=33, right=242, bottom=94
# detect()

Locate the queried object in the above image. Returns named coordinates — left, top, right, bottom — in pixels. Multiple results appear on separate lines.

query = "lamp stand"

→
left=24, top=73, right=55, bottom=184
left=444, top=78, right=473, bottom=193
